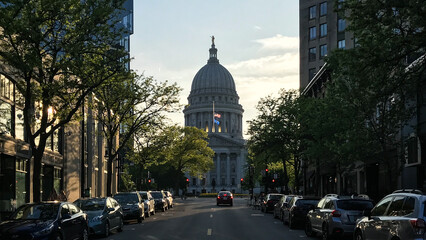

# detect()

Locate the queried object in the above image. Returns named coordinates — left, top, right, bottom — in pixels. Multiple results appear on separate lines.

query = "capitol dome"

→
left=189, top=38, right=238, bottom=97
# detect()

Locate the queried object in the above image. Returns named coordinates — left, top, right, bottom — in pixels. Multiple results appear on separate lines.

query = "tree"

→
left=0, top=0, right=129, bottom=201
left=93, top=73, right=181, bottom=196
left=325, top=0, right=426, bottom=193
left=162, top=126, right=214, bottom=195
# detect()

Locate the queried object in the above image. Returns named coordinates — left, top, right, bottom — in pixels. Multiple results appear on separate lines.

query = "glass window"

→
left=0, top=75, right=13, bottom=100
left=317, top=198, right=326, bottom=208
left=320, top=44, right=328, bottom=58
left=338, top=40, right=346, bottom=49
left=309, top=68, right=316, bottom=81
left=320, top=2, right=327, bottom=16
left=387, top=196, right=405, bottom=216
left=15, top=108, right=25, bottom=140
left=309, top=47, right=316, bottom=61
left=401, top=197, right=415, bottom=216
left=0, top=101, right=12, bottom=135
left=338, top=19, right=346, bottom=32
left=68, top=204, right=79, bottom=215
left=324, top=199, right=334, bottom=209
left=309, top=5, right=316, bottom=19
left=320, top=23, right=327, bottom=37
left=309, top=27, right=317, bottom=40
left=371, top=197, right=393, bottom=216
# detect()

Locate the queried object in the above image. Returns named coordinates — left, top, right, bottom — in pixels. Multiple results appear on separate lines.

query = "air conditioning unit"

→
left=405, top=134, right=421, bottom=167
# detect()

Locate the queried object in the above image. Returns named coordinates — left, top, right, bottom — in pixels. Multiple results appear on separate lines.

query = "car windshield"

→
left=269, top=195, right=283, bottom=200
left=139, top=192, right=148, bottom=200
left=114, top=194, right=138, bottom=204
left=285, top=196, right=294, bottom=203
left=296, top=199, right=319, bottom=206
left=150, top=192, right=163, bottom=198
left=74, top=199, right=105, bottom=211
left=337, top=200, right=374, bottom=210
left=10, top=204, right=59, bottom=220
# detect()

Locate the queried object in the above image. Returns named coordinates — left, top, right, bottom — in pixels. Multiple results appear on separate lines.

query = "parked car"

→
left=217, top=191, right=234, bottom=206
left=164, top=191, right=174, bottom=209
left=305, top=194, right=374, bottom=239
left=282, top=196, right=320, bottom=229
left=261, top=193, right=284, bottom=213
left=0, top=201, right=88, bottom=240
left=150, top=191, right=168, bottom=212
left=139, top=191, right=156, bottom=217
left=354, top=189, right=426, bottom=240
left=276, top=195, right=299, bottom=220
left=74, top=197, right=123, bottom=237
left=273, top=196, right=286, bottom=219
left=113, top=192, right=145, bottom=223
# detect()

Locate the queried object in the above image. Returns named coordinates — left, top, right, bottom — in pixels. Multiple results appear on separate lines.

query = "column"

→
left=216, top=154, right=220, bottom=189
left=226, top=153, right=231, bottom=187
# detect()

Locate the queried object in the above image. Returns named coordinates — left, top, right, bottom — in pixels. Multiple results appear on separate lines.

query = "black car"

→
left=150, top=191, right=168, bottom=212
left=113, top=192, right=145, bottom=223
left=283, top=196, right=320, bottom=229
left=217, top=191, right=233, bottom=206
left=261, top=193, right=284, bottom=213
left=0, top=201, right=88, bottom=240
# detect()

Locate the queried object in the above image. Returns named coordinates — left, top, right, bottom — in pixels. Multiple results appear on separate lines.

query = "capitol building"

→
left=183, top=37, right=247, bottom=194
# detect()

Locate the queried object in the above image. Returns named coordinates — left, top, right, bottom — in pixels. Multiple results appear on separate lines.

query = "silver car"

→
left=139, top=191, right=156, bottom=217
left=354, top=190, right=426, bottom=240
left=74, top=197, right=123, bottom=237
left=164, top=191, right=174, bottom=209
left=305, top=194, right=374, bottom=239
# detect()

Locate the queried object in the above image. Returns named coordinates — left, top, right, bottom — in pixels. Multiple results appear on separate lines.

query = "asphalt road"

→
left=99, top=197, right=321, bottom=240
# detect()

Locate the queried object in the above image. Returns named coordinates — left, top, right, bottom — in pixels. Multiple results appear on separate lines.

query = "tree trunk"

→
left=106, top=138, right=115, bottom=196
left=32, top=149, right=43, bottom=202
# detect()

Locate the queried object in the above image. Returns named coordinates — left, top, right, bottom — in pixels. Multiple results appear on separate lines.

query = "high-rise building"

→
left=300, top=0, right=353, bottom=97
left=183, top=37, right=247, bottom=194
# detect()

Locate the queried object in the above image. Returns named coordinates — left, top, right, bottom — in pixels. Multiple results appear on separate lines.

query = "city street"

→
left=103, top=197, right=317, bottom=240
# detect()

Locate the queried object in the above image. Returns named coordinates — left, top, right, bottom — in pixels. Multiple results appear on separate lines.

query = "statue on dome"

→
left=211, top=35, right=215, bottom=45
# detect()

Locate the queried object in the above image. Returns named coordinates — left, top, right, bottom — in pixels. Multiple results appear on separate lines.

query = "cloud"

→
left=254, top=34, right=298, bottom=52
left=226, top=52, right=299, bottom=78
left=253, top=25, right=262, bottom=31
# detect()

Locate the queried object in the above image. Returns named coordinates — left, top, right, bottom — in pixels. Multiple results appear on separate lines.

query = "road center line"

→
left=210, top=214, right=213, bottom=218
left=207, top=228, right=212, bottom=235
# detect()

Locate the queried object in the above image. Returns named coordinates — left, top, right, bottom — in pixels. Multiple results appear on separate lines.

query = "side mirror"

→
left=107, top=207, right=114, bottom=212
left=62, top=213, right=71, bottom=220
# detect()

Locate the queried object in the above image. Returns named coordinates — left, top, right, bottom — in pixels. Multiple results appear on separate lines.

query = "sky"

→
left=130, top=0, right=300, bottom=138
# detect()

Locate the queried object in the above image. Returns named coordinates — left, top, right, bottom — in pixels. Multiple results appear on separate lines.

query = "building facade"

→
left=299, top=0, right=425, bottom=200
left=183, top=38, right=247, bottom=194
left=0, top=0, right=133, bottom=219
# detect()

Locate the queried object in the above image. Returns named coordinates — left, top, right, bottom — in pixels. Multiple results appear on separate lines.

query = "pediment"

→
left=207, top=134, right=245, bottom=148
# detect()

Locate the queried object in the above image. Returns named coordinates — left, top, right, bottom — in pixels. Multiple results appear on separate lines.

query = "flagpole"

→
left=212, top=101, right=215, bottom=132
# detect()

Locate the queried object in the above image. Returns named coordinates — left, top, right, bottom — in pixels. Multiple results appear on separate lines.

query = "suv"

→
left=305, top=194, right=374, bottom=239
left=261, top=193, right=284, bottom=213
left=150, top=191, right=168, bottom=212
left=113, top=192, right=145, bottom=223
left=354, top=189, right=426, bottom=240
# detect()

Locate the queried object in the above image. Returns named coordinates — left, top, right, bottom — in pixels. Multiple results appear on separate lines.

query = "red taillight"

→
left=217, top=196, right=220, bottom=199
left=231, top=196, right=233, bottom=199
left=410, top=219, right=425, bottom=235
left=331, top=210, right=341, bottom=217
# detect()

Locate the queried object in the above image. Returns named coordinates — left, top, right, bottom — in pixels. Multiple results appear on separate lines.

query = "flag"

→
left=214, top=119, right=220, bottom=125
left=214, top=113, right=221, bottom=118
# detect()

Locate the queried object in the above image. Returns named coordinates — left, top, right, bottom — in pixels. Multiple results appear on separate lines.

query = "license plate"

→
left=223, top=197, right=227, bottom=200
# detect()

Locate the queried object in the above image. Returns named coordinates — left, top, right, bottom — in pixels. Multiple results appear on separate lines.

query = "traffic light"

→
left=240, top=178, right=244, bottom=182
left=265, top=168, right=269, bottom=172
left=272, top=179, right=275, bottom=183
left=186, top=178, right=189, bottom=182
left=148, top=178, right=151, bottom=183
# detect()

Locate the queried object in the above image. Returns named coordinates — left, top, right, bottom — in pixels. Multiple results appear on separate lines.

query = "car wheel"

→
left=80, top=228, right=88, bottom=240
left=230, top=202, right=233, bottom=206
left=152, top=207, right=156, bottom=215
left=354, top=230, right=363, bottom=240
left=305, top=220, right=315, bottom=237
left=103, top=222, right=110, bottom=237
left=217, top=203, right=219, bottom=206
left=117, top=218, right=123, bottom=232
left=322, top=223, right=331, bottom=240
left=142, top=211, right=146, bottom=220
left=170, top=203, right=173, bottom=208
left=53, top=232, right=62, bottom=240
left=146, top=210, right=151, bottom=217
left=162, top=206, right=166, bottom=212
left=273, top=210, right=276, bottom=218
